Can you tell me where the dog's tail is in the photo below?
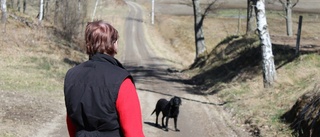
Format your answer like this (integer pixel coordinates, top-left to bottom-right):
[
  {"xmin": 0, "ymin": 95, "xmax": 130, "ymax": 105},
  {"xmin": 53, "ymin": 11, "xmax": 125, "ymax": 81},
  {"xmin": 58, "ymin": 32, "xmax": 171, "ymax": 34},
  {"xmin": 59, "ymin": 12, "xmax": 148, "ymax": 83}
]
[{"xmin": 151, "ymin": 109, "xmax": 156, "ymax": 116}]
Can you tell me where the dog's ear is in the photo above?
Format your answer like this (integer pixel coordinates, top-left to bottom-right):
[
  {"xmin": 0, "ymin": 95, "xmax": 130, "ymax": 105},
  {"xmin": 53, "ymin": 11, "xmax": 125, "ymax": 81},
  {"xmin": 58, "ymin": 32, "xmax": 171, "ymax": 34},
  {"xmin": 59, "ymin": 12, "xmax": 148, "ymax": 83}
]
[{"xmin": 170, "ymin": 98, "xmax": 174, "ymax": 105}]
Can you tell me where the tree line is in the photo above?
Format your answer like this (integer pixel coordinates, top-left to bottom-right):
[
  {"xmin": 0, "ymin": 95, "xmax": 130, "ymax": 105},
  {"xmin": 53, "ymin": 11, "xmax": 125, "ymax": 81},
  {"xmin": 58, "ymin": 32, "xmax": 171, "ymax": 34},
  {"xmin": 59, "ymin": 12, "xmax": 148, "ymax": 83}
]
[{"xmin": 1, "ymin": 0, "xmax": 89, "ymax": 41}]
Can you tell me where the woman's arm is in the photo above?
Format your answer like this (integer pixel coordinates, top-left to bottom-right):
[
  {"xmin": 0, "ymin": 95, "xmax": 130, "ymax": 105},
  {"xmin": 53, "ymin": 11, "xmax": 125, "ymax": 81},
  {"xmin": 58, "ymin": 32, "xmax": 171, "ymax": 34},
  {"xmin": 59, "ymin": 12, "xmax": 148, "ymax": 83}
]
[
  {"xmin": 66, "ymin": 114, "xmax": 76, "ymax": 137},
  {"xmin": 116, "ymin": 78, "xmax": 145, "ymax": 137}
]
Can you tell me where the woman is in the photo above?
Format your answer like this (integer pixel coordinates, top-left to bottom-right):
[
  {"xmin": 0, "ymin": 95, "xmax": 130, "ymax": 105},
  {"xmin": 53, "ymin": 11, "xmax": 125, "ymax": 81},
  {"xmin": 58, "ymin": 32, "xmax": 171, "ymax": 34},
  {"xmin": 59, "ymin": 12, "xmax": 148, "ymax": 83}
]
[{"xmin": 64, "ymin": 20, "xmax": 145, "ymax": 137}]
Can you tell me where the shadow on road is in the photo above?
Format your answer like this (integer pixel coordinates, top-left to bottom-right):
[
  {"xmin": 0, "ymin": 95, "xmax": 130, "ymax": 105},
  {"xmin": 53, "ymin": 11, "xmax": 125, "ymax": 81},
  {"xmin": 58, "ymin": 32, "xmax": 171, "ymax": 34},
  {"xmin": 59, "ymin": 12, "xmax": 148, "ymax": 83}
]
[
  {"xmin": 137, "ymin": 88, "xmax": 225, "ymax": 106},
  {"xmin": 143, "ymin": 121, "xmax": 180, "ymax": 132}
]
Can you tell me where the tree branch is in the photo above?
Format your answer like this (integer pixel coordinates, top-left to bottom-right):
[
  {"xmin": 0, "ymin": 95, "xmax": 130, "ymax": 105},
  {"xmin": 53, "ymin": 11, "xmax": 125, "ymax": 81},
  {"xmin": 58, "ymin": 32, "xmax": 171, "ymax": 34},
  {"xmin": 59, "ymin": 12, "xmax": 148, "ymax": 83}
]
[{"xmin": 292, "ymin": 0, "xmax": 299, "ymax": 7}]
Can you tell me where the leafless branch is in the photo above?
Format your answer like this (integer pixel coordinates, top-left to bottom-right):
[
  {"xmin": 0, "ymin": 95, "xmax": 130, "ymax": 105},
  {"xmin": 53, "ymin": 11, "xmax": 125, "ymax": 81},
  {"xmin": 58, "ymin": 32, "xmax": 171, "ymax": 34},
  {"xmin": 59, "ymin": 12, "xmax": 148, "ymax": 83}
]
[
  {"xmin": 203, "ymin": 0, "xmax": 218, "ymax": 16},
  {"xmin": 292, "ymin": 0, "xmax": 299, "ymax": 7}
]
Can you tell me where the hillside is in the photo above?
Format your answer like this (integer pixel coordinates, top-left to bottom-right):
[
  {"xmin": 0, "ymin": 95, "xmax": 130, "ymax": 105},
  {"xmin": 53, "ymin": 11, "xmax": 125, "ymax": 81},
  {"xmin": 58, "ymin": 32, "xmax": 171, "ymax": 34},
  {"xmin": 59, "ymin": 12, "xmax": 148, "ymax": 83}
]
[{"xmin": 0, "ymin": 0, "xmax": 124, "ymax": 136}]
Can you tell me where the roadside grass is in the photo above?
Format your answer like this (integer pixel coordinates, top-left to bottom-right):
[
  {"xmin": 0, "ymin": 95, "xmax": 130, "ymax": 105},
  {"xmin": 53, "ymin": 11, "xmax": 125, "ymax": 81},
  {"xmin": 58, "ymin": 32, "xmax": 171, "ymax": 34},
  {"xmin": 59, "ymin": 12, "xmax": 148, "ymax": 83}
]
[
  {"xmin": 0, "ymin": 0, "xmax": 129, "ymax": 136},
  {"xmin": 0, "ymin": 0, "xmax": 128, "ymax": 93}
]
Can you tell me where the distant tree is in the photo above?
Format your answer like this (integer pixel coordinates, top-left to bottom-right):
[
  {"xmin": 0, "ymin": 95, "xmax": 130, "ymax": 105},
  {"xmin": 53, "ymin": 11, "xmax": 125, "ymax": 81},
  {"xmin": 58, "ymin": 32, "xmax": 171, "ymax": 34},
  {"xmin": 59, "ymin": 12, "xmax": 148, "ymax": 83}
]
[
  {"xmin": 22, "ymin": 0, "xmax": 26, "ymax": 13},
  {"xmin": 91, "ymin": 0, "xmax": 99, "ymax": 21},
  {"xmin": 254, "ymin": 0, "xmax": 276, "ymax": 88},
  {"xmin": 38, "ymin": 0, "xmax": 44, "ymax": 24},
  {"xmin": 54, "ymin": 0, "xmax": 60, "ymax": 25},
  {"xmin": 54, "ymin": 0, "xmax": 88, "ymax": 41},
  {"xmin": 8, "ymin": 0, "xmax": 12, "ymax": 8},
  {"xmin": 279, "ymin": 0, "xmax": 299, "ymax": 36},
  {"xmin": 192, "ymin": 0, "xmax": 217, "ymax": 58},
  {"xmin": 246, "ymin": 0, "xmax": 256, "ymax": 35},
  {"xmin": 1, "ymin": 0, "xmax": 7, "ymax": 23},
  {"xmin": 17, "ymin": 0, "xmax": 20, "ymax": 11}
]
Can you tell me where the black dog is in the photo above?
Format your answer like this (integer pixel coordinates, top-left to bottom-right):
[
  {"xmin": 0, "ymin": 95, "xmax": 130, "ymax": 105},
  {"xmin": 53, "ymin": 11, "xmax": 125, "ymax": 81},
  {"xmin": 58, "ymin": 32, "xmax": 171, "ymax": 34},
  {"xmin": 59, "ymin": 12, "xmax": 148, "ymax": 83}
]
[{"xmin": 151, "ymin": 96, "xmax": 182, "ymax": 131}]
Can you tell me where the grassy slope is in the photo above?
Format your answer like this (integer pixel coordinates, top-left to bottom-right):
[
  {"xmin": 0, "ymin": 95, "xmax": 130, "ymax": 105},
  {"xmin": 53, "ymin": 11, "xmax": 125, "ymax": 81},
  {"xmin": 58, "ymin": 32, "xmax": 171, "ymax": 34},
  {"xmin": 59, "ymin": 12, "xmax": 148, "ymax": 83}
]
[{"xmin": 0, "ymin": 0, "xmax": 128, "ymax": 136}]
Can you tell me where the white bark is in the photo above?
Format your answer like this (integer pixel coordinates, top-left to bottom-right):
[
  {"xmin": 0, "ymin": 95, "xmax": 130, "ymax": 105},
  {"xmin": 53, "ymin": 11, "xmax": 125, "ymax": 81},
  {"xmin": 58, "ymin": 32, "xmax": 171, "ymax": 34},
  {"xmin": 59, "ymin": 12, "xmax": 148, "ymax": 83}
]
[
  {"xmin": 39, "ymin": 0, "xmax": 44, "ymax": 22},
  {"xmin": 1, "ymin": 0, "xmax": 7, "ymax": 23},
  {"xmin": 151, "ymin": 0, "xmax": 154, "ymax": 24},
  {"xmin": 255, "ymin": 0, "xmax": 276, "ymax": 88},
  {"xmin": 91, "ymin": 0, "xmax": 99, "ymax": 21},
  {"xmin": 286, "ymin": 0, "xmax": 293, "ymax": 36}
]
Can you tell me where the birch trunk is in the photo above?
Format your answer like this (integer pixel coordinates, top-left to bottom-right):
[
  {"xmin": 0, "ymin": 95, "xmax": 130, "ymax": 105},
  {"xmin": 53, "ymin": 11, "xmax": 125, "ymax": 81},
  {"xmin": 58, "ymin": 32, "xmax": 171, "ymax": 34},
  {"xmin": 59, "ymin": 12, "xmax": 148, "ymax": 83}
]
[
  {"xmin": 285, "ymin": 0, "xmax": 293, "ymax": 36},
  {"xmin": 91, "ymin": 0, "xmax": 99, "ymax": 21},
  {"xmin": 192, "ymin": 0, "xmax": 206, "ymax": 58},
  {"xmin": 1, "ymin": 0, "xmax": 7, "ymax": 23},
  {"xmin": 255, "ymin": 0, "xmax": 276, "ymax": 88},
  {"xmin": 39, "ymin": 0, "xmax": 44, "ymax": 23}
]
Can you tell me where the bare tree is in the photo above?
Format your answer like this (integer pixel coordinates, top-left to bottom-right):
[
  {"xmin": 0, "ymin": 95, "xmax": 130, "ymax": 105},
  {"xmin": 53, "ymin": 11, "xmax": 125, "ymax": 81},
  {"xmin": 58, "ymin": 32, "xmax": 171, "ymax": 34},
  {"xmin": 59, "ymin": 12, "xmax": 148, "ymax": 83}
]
[
  {"xmin": 55, "ymin": 0, "xmax": 88, "ymax": 41},
  {"xmin": 23, "ymin": 0, "xmax": 26, "ymax": 13},
  {"xmin": 54, "ymin": 0, "xmax": 60, "ymax": 25},
  {"xmin": 192, "ymin": 0, "xmax": 217, "ymax": 58},
  {"xmin": 91, "ymin": 0, "xmax": 99, "ymax": 21},
  {"xmin": 254, "ymin": 0, "xmax": 276, "ymax": 88},
  {"xmin": 246, "ymin": 0, "xmax": 256, "ymax": 35},
  {"xmin": 1, "ymin": 0, "xmax": 7, "ymax": 23},
  {"xmin": 17, "ymin": 0, "xmax": 20, "ymax": 11},
  {"xmin": 279, "ymin": 0, "xmax": 299, "ymax": 36},
  {"xmin": 38, "ymin": 0, "xmax": 44, "ymax": 24}
]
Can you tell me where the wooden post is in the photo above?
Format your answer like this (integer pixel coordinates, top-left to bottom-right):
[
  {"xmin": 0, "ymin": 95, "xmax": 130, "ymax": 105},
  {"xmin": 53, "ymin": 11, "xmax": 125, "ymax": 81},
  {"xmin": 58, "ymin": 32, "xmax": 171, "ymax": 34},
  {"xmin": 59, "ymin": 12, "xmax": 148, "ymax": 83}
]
[{"xmin": 295, "ymin": 15, "xmax": 303, "ymax": 56}]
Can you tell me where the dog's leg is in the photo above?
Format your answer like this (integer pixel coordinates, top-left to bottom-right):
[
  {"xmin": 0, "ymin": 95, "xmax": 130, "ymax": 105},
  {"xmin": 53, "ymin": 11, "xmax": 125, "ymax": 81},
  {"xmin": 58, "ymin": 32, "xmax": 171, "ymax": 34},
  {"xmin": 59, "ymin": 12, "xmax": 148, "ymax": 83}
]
[
  {"xmin": 174, "ymin": 117, "xmax": 180, "ymax": 132},
  {"xmin": 164, "ymin": 117, "xmax": 169, "ymax": 131},
  {"xmin": 161, "ymin": 116, "xmax": 169, "ymax": 131}
]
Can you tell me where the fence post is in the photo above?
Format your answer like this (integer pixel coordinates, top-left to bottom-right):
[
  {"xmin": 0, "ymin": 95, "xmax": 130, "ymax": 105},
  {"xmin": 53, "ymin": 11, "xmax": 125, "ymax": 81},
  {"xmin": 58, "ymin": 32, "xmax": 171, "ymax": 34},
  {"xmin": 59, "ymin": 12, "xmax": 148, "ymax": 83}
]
[{"xmin": 295, "ymin": 16, "xmax": 303, "ymax": 56}]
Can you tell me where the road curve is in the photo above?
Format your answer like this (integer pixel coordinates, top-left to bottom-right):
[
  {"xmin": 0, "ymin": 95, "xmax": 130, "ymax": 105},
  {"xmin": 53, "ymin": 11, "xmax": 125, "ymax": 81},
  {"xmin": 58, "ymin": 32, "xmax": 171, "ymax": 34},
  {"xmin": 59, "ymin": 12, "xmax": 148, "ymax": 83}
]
[{"xmin": 122, "ymin": 1, "xmax": 251, "ymax": 137}]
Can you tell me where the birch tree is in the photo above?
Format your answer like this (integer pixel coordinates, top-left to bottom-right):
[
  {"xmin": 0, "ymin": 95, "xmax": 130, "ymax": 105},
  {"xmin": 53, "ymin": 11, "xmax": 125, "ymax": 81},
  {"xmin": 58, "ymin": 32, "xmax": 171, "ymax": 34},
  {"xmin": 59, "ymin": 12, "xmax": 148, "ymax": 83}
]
[
  {"xmin": 279, "ymin": 0, "xmax": 299, "ymax": 36},
  {"xmin": 38, "ymin": 0, "xmax": 44, "ymax": 24},
  {"xmin": 254, "ymin": 0, "xmax": 276, "ymax": 88},
  {"xmin": 1, "ymin": 0, "xmax": 7, "ymax": 23},
  {"xmin": 91, "ymin": 0, "xmax": 99, "ymax": 21}
]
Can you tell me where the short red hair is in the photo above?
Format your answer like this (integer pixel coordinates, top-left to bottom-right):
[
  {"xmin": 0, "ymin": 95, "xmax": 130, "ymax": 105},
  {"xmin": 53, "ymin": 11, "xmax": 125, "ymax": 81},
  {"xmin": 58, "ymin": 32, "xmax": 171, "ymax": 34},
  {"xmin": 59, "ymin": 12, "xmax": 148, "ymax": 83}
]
[{"xmin": 85, "ymin": 20, "xmax": 119, "ymax": 56}]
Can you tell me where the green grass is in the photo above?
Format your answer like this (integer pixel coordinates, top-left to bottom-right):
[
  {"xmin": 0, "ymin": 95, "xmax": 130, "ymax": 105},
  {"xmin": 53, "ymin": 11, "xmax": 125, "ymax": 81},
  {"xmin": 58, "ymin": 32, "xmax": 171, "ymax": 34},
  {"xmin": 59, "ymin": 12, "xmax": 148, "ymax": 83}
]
[{"xmin": 0, "ymin": 55, "xmax": 71, "ymax": 92}]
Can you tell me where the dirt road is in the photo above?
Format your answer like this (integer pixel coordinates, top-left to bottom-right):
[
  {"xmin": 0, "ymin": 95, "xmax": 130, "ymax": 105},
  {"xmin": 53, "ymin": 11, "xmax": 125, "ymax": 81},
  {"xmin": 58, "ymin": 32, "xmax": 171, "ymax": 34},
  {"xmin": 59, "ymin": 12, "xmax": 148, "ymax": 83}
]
[{"xmin": 121, "ymin": 1, "xmax": 250, "ymax": 136}]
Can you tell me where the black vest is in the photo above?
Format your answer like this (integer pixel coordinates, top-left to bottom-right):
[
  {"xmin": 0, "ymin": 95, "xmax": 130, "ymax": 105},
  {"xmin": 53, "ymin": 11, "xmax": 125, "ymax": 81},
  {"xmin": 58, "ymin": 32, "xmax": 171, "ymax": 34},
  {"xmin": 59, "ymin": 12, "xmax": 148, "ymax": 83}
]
[{"xmin": 64, "ymin": 53, "xmax": 132, "ymax": 137}]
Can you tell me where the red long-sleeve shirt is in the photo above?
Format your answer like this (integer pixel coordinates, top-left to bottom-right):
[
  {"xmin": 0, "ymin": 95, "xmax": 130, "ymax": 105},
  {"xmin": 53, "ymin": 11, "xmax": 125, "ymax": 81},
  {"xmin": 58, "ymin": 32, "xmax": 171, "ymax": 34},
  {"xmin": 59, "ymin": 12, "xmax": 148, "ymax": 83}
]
[{"xmin": 66, "ymin": 78, "xmax": 144, "ymax": 137}]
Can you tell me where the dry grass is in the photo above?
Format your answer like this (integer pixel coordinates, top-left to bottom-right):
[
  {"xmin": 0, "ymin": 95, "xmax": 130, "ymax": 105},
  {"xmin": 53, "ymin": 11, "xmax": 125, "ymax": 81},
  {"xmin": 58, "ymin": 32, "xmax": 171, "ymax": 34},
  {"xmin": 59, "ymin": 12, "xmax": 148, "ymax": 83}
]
[{"xmin": 0, "ymin": 0, "xmax": 129, "ymax": 136}]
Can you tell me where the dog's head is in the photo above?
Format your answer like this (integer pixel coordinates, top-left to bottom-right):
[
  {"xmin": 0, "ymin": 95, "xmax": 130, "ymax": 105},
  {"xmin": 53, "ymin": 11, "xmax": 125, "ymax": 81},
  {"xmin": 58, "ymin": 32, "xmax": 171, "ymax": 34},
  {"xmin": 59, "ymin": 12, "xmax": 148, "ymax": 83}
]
[{"xmin": 170, "ymin": 96, "xmax": 182, "ymax": 107}]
